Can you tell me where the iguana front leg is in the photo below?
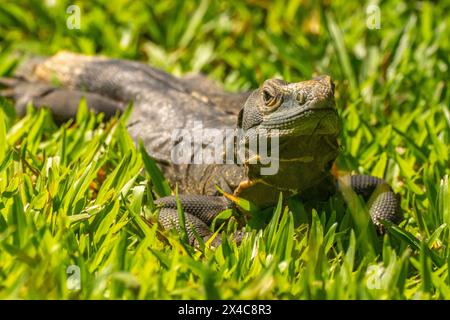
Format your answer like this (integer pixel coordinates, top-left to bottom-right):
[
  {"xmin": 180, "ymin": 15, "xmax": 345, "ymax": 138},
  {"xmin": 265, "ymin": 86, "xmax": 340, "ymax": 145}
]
[
  {"xmin": 346, "ymin": 175, "xmax": 402, "ymax": 233},
  {"xmin": 154, "ymin": 195, "xmax": 241, "ymax": 247}
]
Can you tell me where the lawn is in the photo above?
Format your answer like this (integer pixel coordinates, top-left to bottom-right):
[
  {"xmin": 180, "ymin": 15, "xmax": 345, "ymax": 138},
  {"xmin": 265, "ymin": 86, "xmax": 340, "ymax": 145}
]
[{"xmin": 0, "ymin": 0, "xmax": 449, "ymax": 299}]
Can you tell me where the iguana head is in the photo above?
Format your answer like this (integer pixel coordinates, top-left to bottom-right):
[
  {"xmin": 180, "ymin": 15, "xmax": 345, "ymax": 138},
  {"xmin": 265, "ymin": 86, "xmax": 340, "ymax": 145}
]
[{"xmin": 236, "ymin": 76, "xmax": 341, "ymax": 207}]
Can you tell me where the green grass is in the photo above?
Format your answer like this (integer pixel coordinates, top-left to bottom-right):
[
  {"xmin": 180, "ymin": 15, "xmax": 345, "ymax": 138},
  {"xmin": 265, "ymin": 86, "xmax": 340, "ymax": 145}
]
[{"xmin": 0, "ymin": 0, "xmax": 449, "ymax": 299}]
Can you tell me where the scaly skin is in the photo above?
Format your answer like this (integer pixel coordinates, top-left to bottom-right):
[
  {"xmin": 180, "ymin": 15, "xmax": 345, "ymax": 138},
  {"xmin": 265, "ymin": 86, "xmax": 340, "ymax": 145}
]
[{"xmin": 0, "ymin": 52, "xmax": 402, "ymax": 246}]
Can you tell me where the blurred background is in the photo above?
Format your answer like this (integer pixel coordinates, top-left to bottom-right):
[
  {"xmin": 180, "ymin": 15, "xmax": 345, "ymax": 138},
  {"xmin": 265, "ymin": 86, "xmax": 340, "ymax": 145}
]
[{"xmin": 0, "ymin": 1, "xmax": 448, "ymax": 95}]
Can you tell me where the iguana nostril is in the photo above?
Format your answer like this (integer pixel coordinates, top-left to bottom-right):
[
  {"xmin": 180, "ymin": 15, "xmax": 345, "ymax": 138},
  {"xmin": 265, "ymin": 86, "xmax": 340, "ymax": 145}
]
[{"xmin": 296, "ymin": 92, "xmax": 306, "ymax": 104}]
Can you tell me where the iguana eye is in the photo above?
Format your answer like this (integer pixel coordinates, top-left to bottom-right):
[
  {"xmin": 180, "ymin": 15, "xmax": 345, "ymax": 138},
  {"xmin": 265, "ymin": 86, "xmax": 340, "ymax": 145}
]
[
  {"xmin": 262, "ymin": 87, "xmax": 282, "ymax": 108},
  {"xmin": 262, "ymin": 89, "xmax": 274, "ymax": 105}
]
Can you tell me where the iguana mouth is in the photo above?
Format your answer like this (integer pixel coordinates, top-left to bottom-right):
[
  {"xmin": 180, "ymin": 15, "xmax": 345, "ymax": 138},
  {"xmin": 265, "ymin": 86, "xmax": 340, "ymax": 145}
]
[{"xmin": 260, "ymin": 107, "xmax": 340, "ymax": 136}]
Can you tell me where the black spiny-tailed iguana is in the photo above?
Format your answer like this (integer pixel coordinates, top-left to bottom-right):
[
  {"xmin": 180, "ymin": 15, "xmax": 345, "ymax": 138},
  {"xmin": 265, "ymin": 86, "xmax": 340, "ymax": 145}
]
[{"xmin": 0, "ymin": 52, "xmax": 402, "ymax": 246}]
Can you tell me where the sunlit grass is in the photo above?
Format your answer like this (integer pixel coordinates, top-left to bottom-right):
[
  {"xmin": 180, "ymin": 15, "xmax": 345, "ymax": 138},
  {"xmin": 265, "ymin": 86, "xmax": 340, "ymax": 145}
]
[{"xmin": 0, "ymin": 0, "xmax": 449, "ymax": 299}]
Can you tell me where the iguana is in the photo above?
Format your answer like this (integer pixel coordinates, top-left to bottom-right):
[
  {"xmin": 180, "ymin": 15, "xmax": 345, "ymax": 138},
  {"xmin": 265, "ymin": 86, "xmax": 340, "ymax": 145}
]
[{"xmin": 0, "ymin": 52, "xmax": 402, "ymax": 246}]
